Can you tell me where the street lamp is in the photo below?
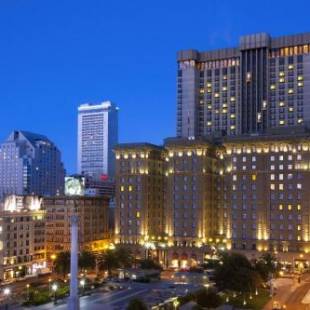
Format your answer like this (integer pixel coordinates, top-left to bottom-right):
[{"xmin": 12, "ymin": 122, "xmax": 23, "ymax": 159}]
[
  {"xmin": 48, "ymin": 278, "xmax": 52, "ymax": 294},
  {"xmin": 173, "ymin": 299, "xmax": 179, "ymax": 310},
  {"xmin": 80, "ymin": 279, "xmax": 85, "ymax": 295},
  {"xmin": 26, "ymin": 284, "xmax": 30, "ymax": 301},
  {"xmin": 52, "ymin": 283, "xmax": 58, "ymax": 304},
  {"xmin": 3, "ymin": 288, "xmax": 11, "ymax": 310}
]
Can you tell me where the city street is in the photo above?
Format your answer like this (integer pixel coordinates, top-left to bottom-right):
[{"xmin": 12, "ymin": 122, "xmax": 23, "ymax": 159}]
[
  {"xmin": 263, "ymin": 273, "xmax": 310, "ymax": 310},
  {"xmin": 15, "ymin": 281, "xmax": 197, "ymax": 310}
]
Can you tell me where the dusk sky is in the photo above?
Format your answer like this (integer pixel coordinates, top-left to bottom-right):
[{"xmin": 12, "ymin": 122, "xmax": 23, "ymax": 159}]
[{"xmin": 1, "ymin": 0, "xmax": 310, "ymax": 174}]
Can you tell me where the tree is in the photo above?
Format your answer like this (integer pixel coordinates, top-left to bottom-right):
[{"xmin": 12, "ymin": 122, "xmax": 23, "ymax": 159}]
[
  {"xmin": 54, "ymin": 251, "xmax": 70, "ymax": 279},
  {"xmin": 79, "ymin": 250, "xmax": 96, "ymax": 272},
  {"xmin": 114, "ymin": 246, "xmax": 133, "ymax": 269},
  {"xmin": 196, "ymin": 288, "xmax": 222, "ymax": 308},
  {"xmin": 140, "ymin": 259, "xmax": 162, "ymax": 270},
  {"xmin": 127, "ymin": 298, "xmax": 148, "ymax": 310},
  {"xmin": 214, "ymin": 253, "xmax": 262, "ymax": 293},
  {"xmin": 255, "ymin": 252, "xmax": 278, "ymax": 282},
  {"xmin": 99, "ymin": 250, "xmax": 119, "ymax": 276}
]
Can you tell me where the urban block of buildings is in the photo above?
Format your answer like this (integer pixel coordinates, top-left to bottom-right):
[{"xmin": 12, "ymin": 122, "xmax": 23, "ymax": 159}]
[
  {"xmin": 114, "ymin": 32, "xmax": 310, "ymax": 269},
  {"xmin": 0, "ymin": 195, "xmax": 110, "ymax": 281}
]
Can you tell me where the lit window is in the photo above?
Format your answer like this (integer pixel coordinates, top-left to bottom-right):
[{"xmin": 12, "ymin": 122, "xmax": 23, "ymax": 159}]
[
  {"xmin": 270, "ymin": 174, "xmax": 275, "ymax": 180},
  {"xmin": 298, "ymin": 225, "xmax": 301, "ymax": 231},
  {"xmin": 252, "ymin": 174, "xmax": 256, "ymax": 181},
  {"xmin": 121, "ymin": 186, "xmax": 125, "ymax": 192},
  {"xmin": 214, "ymin": 93, "xmax": 219, "ymax": 98},
  {"xmin": 233, "ymin": 175, "xmax": 237, "ymax": 181},
  {"xmin": 230, "ymin": 97, "xmax": 235, "ymax": 102},
  {"xmin": 289, "ymin": 107, "xmax": 294, "ymax": 112},
  {"xmin": 288, "ymin": 205, "xmax": 292, "ymax": 210},
  {"xmin": 297, "ymin": 183, "xmax": 302, "ymax": 189},
  {"xmin": 270, "ymin": 184, "xmax": 275, "ymax": 190},
  {"xmin": 207, "ymin": 121, "xmax": 212, "ymax": 126},
  {"xmin": 298, "ymin": 119, "xmax": 303, "ymax": 124},
  {"xmin": 271, "ymin": 165, "xmax": 275, "ymax": 170},
  {"xmin": 288, "ymin": 64, "xmax": 294, "ymax": 70},
  {"xmin": 136, "ymin": 212, "xmax": 140, "ymax": 218},
  {"xmin": 288, "ymin": 89, "xmax": 294, "ymax": 94},
  {"xmin": 279, "ymin": 72, "xmax": 285, "ymax": 77},
  {"xmin": 279, "ymin": 102, "xmax": 285, "ymax": 107},
  {"xmin": 270, "ymin": 156, "xmax": 275, "ymax": 161},
  {"xmin": 279, "ymin": 120, "xmax": 285, "ymax": 125},
  {"xmin": 279, "ymin": 174, "xmax": 284, "ymax": 180},
  {"xmin": 279, "ymin": 78, "xmax": 285, "ymax": 83},
  {"xmin": 230, "ymin": 125, "xmax": 235, "ymax": 130},
  {"xmin": 279, "ymin": 184, "xmax": 284, "ymax": 190},
  {"xmin": 270, "ymin": 84, "xmax": 276, "ymax": 90},
  {"xmin": 279, "ymin": 204, "xmax": 283, "ymax": 210},
  {"xmin": 298, "ymin": 82, "xmax": 304, "ymax": 87},
  {"xmin": 298, "ymin": 76, "xmax": 303, "ymax": 81},
  {"xmin": 279, "ymin": 155, "xmax": 284, "ymax": 161},
  {"xmin": 297, "ymin": 204, "xmax": 301, "ymax": 210}
]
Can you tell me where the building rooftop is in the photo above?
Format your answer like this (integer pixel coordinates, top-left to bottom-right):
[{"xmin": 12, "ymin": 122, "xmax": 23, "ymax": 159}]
[
  {"xmin": 178, "ymin": 32, "xmax": 310, "ymax": 62},
  {"xmin": 114, "ymin": 142, "xmax": 163, "ymax": 151}
]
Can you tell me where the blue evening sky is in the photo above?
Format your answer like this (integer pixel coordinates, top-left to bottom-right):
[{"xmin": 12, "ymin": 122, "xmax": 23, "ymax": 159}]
[{"xmin": 1, "ymin": 0, "xmax": 310, "ymax": 174}]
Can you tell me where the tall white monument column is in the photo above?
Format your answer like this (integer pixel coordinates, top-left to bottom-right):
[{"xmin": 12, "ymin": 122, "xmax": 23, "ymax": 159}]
[{"xmin": 68, "ymin": 215, "xmax": 80, "ymax": 310}]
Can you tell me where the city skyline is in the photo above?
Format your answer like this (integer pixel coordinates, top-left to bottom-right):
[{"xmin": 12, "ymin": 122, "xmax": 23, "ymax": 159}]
[{"xmin": 2, "ymin": 0, "xmax": 310, "ymax": 175}]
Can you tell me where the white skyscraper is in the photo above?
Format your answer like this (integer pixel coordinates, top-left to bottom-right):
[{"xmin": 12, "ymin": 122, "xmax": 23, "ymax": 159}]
[{"xmin": 77, "ymin": 101, "xmax": 118, "ymax": 180}]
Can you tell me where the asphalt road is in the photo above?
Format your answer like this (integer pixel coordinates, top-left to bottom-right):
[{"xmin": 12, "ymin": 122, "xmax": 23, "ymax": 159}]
[
  {"xmin": 14, "ymin": 281, "xmax": 197, "ymax": 310},
  {"xmin": 264, "ymin": 273, "xmax": 310, "ymax": 310}
]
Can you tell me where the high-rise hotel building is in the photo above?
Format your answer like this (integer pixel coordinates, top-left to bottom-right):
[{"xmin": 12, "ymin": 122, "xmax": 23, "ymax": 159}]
[
  {"xmin": 0, "ymin": 131, "xmax": 65, "ymax": 200},
  {"xmin": 77, "ymin": 102, "xmax": 119, "ymax": 180},
  {"xmin": 177, "ymin": 32, "xmax": 310, "ymax": 138},
  {"xmin": 114, "ymin": 32, "xmax": 310, "ymax": 268}
]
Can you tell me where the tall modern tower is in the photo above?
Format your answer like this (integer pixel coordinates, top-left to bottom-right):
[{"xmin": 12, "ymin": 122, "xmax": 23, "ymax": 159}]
[
  {"xmin": 177, "ymin": 32, "xmax": 310, "ymax": 138},
  {"xmin": 77, "ymin": 101, "xmax": 119, "ymax": 180},
  {"xmin": 0, "ymin": 131, "xmax": 65, "ymax": 200}
]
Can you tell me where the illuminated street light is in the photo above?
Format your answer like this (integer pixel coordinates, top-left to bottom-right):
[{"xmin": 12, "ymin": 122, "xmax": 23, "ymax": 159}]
[
  {"xmin": 3, "ymin": 288, "xmax": 11, "ymax": 310},
  {"xmin": 3, "ymin": 288, "xmax": 10, "ymax": 296},
  {"xmin": 173, "ymin": 300, "xmax": 180, "ymax": 310},
  {"xmin": 26, "ymin": 284, "xmax": 30, "ymax": 301},
  {"xmin": 52, "ymin": 283, "xmax": 58, "ymax": 304},
  {"xmin": 80, "ymin": 279, "xmax": 86, "ymax": 295}
]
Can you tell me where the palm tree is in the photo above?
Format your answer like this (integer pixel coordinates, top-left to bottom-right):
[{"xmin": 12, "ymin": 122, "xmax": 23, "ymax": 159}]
[
  {"xmin": 54, "ymin": 251, "xmax": 70, "ymax": 279},
  {"xmin": 99, "ymin": 250, "xmax": 119, "ymax": 277},
  {"xmin": 79, "ymin": 250, "xmax": 96, "ymax": 273},
  {"xmin": 115, "ymin": 246, "xmax": 133, "ymax": 269}
]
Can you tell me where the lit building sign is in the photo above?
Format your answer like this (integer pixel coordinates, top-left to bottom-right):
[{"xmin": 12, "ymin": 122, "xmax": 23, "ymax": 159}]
[{"xmin": 65, "ymin": 177, "xmax": 85, "ymax": 196}]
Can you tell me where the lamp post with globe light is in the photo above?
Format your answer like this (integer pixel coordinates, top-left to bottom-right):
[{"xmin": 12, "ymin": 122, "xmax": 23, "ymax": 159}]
[
  {"xmin": 80, "ymin": 279, "xmax": 85, "ymax": 296},
  {"xmin": 26, "ymin": 284, "xmax": 30, "ymax": 301},
  {"xmin": 3, "ymin": 287, "xmax": 11, "ymax": 310},
  {"xmin": 52, "ymin": 283, "xmax": 58, "ymax": 304}
]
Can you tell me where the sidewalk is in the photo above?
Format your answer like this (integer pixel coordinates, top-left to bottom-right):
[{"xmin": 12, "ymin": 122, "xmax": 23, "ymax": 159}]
[{"xmin": 263, "ymin": 278, "xmax": 302, "ymax": 310}]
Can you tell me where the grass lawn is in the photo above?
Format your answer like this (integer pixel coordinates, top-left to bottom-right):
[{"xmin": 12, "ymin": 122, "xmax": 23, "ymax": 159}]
[{"xmin": 223, "ymin": 289, "xmax": 270, "ymax": 310}]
